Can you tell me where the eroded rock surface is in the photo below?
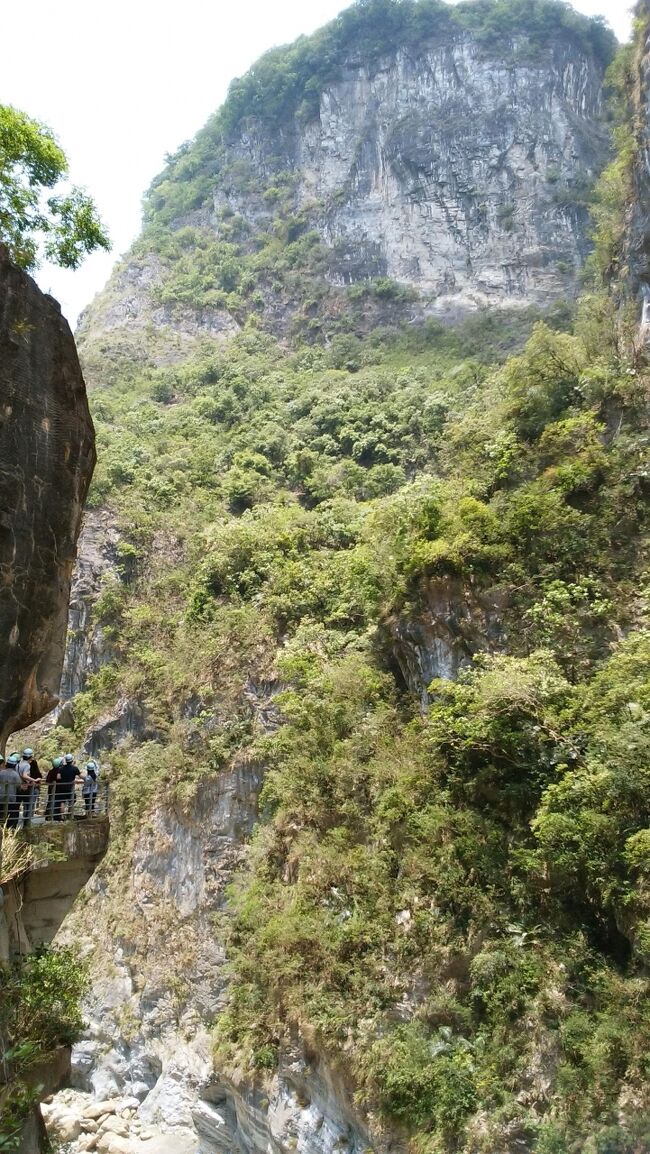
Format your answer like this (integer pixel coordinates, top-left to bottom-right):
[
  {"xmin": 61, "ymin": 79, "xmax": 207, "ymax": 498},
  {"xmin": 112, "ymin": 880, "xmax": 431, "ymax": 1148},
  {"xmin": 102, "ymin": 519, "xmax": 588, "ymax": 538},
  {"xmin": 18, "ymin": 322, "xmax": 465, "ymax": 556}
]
[
  {"xmin": 81, "ymin": 21, "xmax": 612, "ymax": 352},
  {"xmin": 626, "ymin": 0, "xmax": 650, "ymax": 304},
  {"xmin": 59, "ymin": 754, "xmax": 384, "ymax": 1154},
  {"xmin": 294, "ymin": 35, "xmax": 609, "ymax": 314},
  {"xmin": 388, "ymin": 578, "xmax": 510, "ymax": 705},
  {"xmin": 61, "ymin": 510, "xmax": 120, "ymax": 701},
  {"xmin": 0, "ymin": 247, "xmax": 95, "ymax": 742}
]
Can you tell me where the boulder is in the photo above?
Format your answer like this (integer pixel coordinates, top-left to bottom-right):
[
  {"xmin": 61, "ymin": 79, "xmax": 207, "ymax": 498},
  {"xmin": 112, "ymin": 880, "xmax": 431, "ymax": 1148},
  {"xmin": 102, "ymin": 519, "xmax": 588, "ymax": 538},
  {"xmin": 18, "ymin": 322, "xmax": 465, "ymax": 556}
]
[
  {"xmin": 44, "ymin": 1110, "xmax": 82, "ymax": 1143},
  {"xmin": 71, "ymin": 1038, "xmax": 103, "ymax": 1090},
  {"xmin": 99, "ymin": 1115, "xmax": 130, "ymax": 1137},
  {"xmin": 127, "ymin": 1081, "xmax": 151, "ymax": 1102},
  {"xmin": 97, "ymin": 1134, "xmax": 133, "ymax": 1154},
  {"xmin": 84, "ymin": 1099, "xmax": 122, "ymax": 1120}
]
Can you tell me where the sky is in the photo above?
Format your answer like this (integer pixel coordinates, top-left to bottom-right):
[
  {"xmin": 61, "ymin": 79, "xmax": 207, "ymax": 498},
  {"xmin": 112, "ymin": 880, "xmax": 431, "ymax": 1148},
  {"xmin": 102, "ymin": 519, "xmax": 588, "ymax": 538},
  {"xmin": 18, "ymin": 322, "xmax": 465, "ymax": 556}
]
[{"xmin": 2, "ymin": 0, "xmax": 636, "ymax": 327}]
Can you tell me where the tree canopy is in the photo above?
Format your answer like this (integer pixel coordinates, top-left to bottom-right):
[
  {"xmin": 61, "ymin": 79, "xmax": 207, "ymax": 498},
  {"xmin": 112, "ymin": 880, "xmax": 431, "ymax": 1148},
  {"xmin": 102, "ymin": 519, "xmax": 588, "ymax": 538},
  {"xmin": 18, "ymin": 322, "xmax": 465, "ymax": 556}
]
[{"xmin": 0, "ymin": 104, "xmax": 109, "ymax": 271}]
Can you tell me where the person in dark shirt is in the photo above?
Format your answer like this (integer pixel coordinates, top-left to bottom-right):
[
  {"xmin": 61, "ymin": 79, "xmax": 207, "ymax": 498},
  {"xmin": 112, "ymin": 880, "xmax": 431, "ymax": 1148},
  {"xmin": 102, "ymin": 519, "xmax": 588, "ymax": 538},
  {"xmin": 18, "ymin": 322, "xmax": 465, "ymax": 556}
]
[
  {"xmin": 55, "ymin": 753, "xmax": 81, "ymax": 822},
  {"xmin": 45, "ymin": 757, "xmax": 63, "ymax": 821}
]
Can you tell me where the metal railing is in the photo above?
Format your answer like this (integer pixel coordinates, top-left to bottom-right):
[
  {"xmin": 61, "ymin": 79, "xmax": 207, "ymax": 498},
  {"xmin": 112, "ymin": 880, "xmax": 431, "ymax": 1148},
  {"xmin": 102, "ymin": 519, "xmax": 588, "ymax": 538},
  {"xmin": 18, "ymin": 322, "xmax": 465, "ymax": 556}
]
[{"xmin": 1, "ymin": 781, "xmax": 110, "ymax": 828}]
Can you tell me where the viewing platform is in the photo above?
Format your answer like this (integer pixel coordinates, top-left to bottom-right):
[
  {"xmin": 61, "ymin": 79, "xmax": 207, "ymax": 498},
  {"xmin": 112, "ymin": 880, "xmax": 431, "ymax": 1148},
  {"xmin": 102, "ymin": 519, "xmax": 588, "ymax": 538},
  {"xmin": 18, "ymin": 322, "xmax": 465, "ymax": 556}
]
[{"xmin": 0, "ymin": 792, "xmax": 110, "ymax": 958}]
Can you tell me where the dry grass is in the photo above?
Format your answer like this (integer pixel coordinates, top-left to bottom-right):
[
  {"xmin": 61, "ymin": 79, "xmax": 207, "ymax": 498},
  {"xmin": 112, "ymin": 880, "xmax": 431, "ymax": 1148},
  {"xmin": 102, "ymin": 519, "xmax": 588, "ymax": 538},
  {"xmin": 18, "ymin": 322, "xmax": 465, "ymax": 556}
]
[{"xmin": 0, "ymin": 829, "xmax": 34, "ymax": 885}]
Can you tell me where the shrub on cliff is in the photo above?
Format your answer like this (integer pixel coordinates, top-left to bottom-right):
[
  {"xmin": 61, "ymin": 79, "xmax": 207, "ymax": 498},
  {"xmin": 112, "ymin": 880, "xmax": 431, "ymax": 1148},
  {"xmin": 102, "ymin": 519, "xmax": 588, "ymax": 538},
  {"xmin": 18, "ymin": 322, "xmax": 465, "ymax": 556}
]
[{"xmin": 0, "ymin": 946, "xmax": 88, "ymax": 1147}]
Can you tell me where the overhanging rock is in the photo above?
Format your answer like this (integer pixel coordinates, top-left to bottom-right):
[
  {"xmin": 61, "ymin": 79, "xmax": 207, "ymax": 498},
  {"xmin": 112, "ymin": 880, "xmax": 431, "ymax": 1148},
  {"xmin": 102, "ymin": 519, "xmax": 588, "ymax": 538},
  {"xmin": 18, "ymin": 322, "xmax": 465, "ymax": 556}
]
[{"xmin": 0, "ymin": 246, "xmax": 95, "ymax": 743}]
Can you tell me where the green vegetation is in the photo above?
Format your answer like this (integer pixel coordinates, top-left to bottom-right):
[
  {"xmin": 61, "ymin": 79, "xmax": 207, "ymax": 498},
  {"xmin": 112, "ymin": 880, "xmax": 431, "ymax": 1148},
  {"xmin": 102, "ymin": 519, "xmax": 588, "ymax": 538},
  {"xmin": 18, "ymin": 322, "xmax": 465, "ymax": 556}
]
[
  {"xmin": 60, "ymin": 3, "xmax": 648, "ymax": 1151},
  {"xmin": 144, "ymin": 0, "xmax": 615, "ymax": 229},
  {"xmin": 124, "ymin": 0, "xmax": 616, "ymax": 350},
  {"xmin": 0, "ymin": 947, "xmax": 88, "ymax": 1148},
  {"xmin": 0, "ymin": 104, "xmax": 109, "ymax": 270},
  {"xmin": 70, "ymin": 282, "xmax": 649, "ymax": 1151}
]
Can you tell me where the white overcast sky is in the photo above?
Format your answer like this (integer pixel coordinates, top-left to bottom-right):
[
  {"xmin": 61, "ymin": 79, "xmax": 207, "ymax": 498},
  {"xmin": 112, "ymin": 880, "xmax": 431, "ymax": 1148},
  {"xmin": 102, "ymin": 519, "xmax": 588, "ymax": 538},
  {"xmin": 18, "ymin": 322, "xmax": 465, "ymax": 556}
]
[{"xmin": 2, "ymin": 0, "xmax": 635, "ymax": 327}]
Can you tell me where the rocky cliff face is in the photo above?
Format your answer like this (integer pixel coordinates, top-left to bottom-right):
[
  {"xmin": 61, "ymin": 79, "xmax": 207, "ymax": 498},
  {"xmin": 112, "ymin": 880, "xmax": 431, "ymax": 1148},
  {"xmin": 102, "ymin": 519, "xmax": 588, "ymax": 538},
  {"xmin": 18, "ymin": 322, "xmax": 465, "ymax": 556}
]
[
  {"xmin": 0, "ymin": 248, "xmax": 100, "ymax": 1153},
  {"xmin": 232, "ymin": 37, "xmax": 607, "ymax": 312},
  {"xmin": 625, "ymin": 0, "xmax": 650, "ymax": 310},
  {"xmin": 55, "ymin": 760, "xmax": 387, "ymax": 1154},
  {"xmin": 60, "ymin": 510, "xmax": 120, "ymax": 703},
  {"xmin": 0, "ymin": 247, "xmax": 95, "ymax": 743},
  {"xmin": 0, "ymin": 821, "xmax": 109, "ymax": 960},
  {"xmin": 79, "ymin": 7, "xmax": 614, "ymax": 356}
]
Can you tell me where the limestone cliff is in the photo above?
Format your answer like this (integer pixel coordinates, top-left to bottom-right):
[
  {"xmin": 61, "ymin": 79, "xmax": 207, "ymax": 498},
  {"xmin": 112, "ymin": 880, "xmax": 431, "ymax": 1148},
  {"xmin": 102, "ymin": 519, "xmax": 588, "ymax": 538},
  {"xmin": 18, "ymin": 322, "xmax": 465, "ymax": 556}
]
[
  {"xmin": 0, "ymin": 246, "xmax": 96, "ymax": 743},
  {"xmin": 0, "ymin": 249, "xmax": 101, "ymax": 1153},
  {"xmin": 625, "ymin": 0, "xmax": 650, "ymax": 297},
  {"xmin": 79, "ymin": 0, "xmax": 615, "ymax": 359},
  {"xmin": 223, "ymin": 34, "xmax": 607, "ymax": 310}
]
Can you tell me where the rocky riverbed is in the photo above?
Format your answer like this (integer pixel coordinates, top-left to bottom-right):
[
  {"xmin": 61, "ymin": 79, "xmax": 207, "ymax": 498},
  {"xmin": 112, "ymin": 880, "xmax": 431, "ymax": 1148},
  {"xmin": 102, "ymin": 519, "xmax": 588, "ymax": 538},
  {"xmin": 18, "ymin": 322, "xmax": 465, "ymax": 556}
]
[{"xmin": 41, "ymin": 1090, "xmax": 198, "ymax": 1154}]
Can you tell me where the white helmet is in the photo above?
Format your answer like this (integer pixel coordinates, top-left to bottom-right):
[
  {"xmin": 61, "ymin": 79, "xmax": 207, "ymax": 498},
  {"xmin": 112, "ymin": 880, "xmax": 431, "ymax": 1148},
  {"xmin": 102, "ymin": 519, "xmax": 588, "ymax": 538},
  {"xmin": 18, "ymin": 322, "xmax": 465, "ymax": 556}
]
[
  {"xmin": 22, "ymin": 748, "xmax": 34, "ymax": 758},
  {"xmin": 65, "ymin": 753, "xmax": 74, "ymax": 764}
]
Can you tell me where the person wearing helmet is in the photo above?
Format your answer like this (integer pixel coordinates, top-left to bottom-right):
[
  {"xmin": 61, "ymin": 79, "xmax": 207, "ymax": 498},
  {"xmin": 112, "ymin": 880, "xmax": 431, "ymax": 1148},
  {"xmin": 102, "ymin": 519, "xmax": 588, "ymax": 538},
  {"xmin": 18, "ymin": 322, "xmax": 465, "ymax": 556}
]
[
  {"xmin": 45, "ymin": 757, "xmax": 63, "ymax": 822},
  {"xmin": 16, "ymin": 749, "xmax": 41, "ymax": 828},
  {"xmin": 54, "ymin": 754, "xmax": 82, "ymax": 822},
  {"xmin": 18, "ymin": 748, "xmax": 41, "ymax": 825},
  {"xmin": 82, "ymin": 759, "xmax": 100, "ymax": 816},
  {"xmin": 0, "ymin": 755, "xmax": 21, "ymax": 828}
]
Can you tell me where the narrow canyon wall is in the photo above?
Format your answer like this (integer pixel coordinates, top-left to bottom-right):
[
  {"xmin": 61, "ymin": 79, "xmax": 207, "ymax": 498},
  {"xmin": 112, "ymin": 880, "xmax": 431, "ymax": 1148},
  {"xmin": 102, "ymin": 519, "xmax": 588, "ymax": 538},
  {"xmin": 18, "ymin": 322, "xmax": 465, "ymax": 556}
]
[
  {"xmin": 0, "ymin": 247, "xmax": 96, "ymax": 743},
  {"xmin": 0, "ymin": 821, "xmax": 109, "ymax": 960}
]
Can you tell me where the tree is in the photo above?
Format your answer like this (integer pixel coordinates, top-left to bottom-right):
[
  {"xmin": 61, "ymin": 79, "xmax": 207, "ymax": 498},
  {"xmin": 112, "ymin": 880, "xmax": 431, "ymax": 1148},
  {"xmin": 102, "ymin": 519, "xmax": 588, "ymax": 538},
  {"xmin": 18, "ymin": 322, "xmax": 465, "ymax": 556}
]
[{"xmin": 0, "ymin": 104, "xmax": 109, "ymax": 271}]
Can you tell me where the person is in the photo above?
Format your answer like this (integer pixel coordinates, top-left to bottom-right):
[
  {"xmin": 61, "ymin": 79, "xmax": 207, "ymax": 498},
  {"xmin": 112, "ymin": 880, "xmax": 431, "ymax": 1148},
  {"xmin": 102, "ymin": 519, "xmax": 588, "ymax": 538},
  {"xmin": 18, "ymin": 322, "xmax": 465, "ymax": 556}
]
[
  {"xmin": 54, "ymin": 753, "xmax": 81, "ymax": 822},
  {"xmin": 19, "ymin": 748, "xmax": 41, "ymax": 824},
  {"xmin": 45, "ymin": 757, "xmax": 63, "ymax": 822},
  {"xmin": 16, "ymin": 751, "xmax": 40, "ymax": 828},
  {"xmin": 82, "ymin": 760, "xmax": 100, "ymax": 816},
  {"xmin": 0, "ymin": 755, "xmax": 21, "ymax": 828}
]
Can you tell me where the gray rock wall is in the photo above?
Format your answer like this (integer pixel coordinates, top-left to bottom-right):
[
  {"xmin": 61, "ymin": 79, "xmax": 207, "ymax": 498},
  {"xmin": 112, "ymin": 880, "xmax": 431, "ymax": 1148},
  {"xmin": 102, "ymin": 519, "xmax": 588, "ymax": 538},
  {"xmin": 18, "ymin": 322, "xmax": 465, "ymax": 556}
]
[
  {"xmin": 298, "ymin": 38, "xmax": 607, "ymax": 313},
  {"xmin": 0, "ymin": 820, "xmax": 109, "ymax": 960},
  {"xmin": 387, "ymin": 577, "xmax": 510, "ymax": 706},
  {"xmin": 60, "ymin": 510, "xmax": 120, "ymax": 701},
  {"xmin": 81, "ymin": 24, "xmax": 612, "ymax": 349},
  {"xmin": 626, "ymin": 2, "xmax": 650, "ymax": 311},
  {"xmin": 0, "ymin": 247, "xmax": 95, "ymax": 742},
  {"xmin": 60, "ymin": 759, "xmax": 388, "ymax": 1154},
  {"xmin": 213, "ymin": 32, "xmax": 609, "ymax": 319}
]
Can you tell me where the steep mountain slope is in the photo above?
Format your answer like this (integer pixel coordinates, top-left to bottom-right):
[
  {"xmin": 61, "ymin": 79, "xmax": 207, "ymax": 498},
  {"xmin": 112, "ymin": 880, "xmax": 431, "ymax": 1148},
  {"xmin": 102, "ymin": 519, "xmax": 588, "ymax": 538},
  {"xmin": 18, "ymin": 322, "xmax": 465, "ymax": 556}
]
[
  {"xmin": 79, "ymin": 0, "xmax": 614, "ymax": 364},
  {"xmin": 40, "ymin": 3, "xmax": 650, "ymax": 1154}
]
